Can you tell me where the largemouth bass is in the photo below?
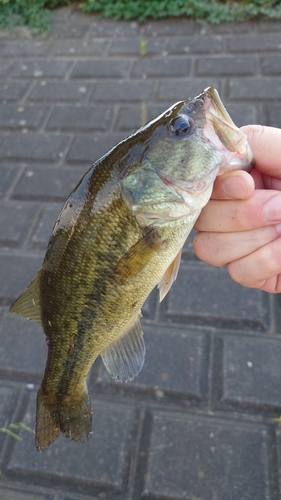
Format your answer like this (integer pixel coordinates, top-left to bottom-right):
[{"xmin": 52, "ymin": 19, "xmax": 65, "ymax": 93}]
[{"xmin": 10, "ymin": 88, "xmax": 253, "ymax": 451}]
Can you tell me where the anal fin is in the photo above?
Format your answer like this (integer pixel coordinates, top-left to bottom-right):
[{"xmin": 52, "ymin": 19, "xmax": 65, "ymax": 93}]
[
  {"xmin": 9, "ymin": 270, "xmax": 42, "ymax": 326},
  {"xmin": 101, "ymin": 315, "xmax": 145, "ymax": 383},
  {"xmin": 158, "ymin": 249, "xmax": 182, "ymax": 302}
]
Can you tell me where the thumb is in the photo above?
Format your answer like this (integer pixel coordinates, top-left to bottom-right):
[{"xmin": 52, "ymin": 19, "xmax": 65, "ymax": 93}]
[
  {"xmin": 211, "ymin": 170, "xmax": 255, "ymax": 200},
  {"xmin": 241, "ymin": 125, "xmax": 281, "ymax": 178}
]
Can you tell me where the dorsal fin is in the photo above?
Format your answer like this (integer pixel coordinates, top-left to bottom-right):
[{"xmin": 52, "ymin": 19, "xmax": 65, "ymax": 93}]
[
  {"xmin": 10, "ymin": 269, "xmax": 43, "ymax": 327},
  {"xmin": 101, "ymin": 315, "xmax": 145, "ymax": 383},
  {"xmin": 158, "ymin": 249, "xmax": 182, "ymax": 302}
]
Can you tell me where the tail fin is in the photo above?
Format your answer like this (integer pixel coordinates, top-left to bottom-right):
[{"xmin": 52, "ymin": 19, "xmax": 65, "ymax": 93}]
[{"xmin": 35, "ymin": 386, "xmax": 92, "ymax": 452}]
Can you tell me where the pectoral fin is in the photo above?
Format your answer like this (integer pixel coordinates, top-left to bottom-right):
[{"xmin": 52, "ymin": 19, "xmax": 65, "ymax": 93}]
[
  {"xmin": 101, "ymin": 315, "xmax": 145, "ymax": 383},
  {"xmin": 158, "ymin": 249, "xmax": 182, "ymax": 302},
  {"xmin": 9, "ymin": 270, "xmax": 42, "ymax": 326},
  {"xmin": 113, "ymin": 227, "xmax": 162, "ymax": 283}
]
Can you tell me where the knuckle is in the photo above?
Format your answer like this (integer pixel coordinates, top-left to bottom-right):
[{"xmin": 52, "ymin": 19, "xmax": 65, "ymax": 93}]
[
  {"xmin": 260, "ymin": 243, "xmax": 281, "ymax": 276},
  {"xmin": 227, "ymin": 259, "xmax": 256, "ymax": 288}
]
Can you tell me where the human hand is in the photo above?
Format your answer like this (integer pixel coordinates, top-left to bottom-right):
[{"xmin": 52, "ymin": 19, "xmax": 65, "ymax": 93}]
[{"xmin": 193, "ymin": 125, "xmax": 281, "ymax": 293}]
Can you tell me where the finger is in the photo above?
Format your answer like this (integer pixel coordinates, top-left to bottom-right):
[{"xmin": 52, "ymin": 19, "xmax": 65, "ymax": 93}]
[
  {"xmin": 211, "ymin": 170, "xmax": 254, "ymax": 200},
  {"xmin": 193, "ymin": 225, "xmax": 281, "ymax": 266},
  {"xmin": 262, "ymin": 174, "xmax": 281, "ymax": 191},
  {"xmin": 258, "ymin": 274, "xmax": 281, "ymax": 294},
  {"xmin": 251, "ymin": 169, "xmax": 281, "ymax": 190},
  {"xmin": 195, "ymin": 190, "xmax": 281, "ymax": 232},
  {"xmin": 241, "ymin": 125, "xmax": 281, "ymax": 177},
  {"xmin": 227, "ymin": 237, "xmax": 281, "ymax": 290}
]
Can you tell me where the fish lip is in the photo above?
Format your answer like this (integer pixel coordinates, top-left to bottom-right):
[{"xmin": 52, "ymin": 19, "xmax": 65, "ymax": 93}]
[
  {"xmin": 201, "ymin": 87, "xmax": 236, "ymax": 129},
  {"xmin": 199, "ymin": 87, "xmax": 254, "ymax": 171}
]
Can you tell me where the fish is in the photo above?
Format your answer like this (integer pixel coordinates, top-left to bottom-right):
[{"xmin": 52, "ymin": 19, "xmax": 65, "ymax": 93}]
[{"xmin": 10, "ymin": 87, "xmax": 253, "ymax": 451}]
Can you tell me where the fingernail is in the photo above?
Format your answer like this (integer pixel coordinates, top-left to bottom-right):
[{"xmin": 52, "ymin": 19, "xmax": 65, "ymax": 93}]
[
  {"xmin": 264, "ymin": 195, "xmax": 281, "ymax": 222},
  {"xmin": 222, "ymin": 176, "xmax": 248, "ymax": 199}
]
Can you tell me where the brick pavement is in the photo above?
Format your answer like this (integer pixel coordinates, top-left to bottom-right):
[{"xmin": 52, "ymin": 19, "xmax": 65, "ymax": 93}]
[{"xmin": 0, "ymin": 6, "xmax": 281, "ymax": 500}]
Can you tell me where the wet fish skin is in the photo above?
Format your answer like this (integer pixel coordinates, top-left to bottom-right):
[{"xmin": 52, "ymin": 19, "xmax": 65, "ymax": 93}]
[{"xmin": 9, "ymin": 88, "xmax": 253, "ymax": 451}]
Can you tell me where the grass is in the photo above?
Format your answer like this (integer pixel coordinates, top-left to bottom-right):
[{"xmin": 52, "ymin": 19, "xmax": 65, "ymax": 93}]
[
  {"xmin": 1, "ymin": 421, "xmax": 33, "ymax": 441},
  {"xmin": 0, "ymin": 0, "xmax": 281, "ymax": 32}
]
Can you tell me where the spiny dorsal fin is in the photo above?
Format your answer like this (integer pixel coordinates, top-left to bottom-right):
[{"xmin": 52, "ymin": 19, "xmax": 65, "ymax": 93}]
[
  {"xmin": 101, "ymin": 315, "xmax": 145, "ymax": 383},
  {"xmin": 9, "ymin": 269, "xmax": 42, "ymax": 327},
  {"xmin": 158, "ymin": 249, "xmax": 182, "ymax": 302}
]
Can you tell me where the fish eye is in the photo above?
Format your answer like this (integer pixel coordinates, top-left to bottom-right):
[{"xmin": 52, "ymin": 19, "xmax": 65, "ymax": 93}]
[{"xmin": 170, "ymin": 115, "xmax": 193, "ymax": 136}]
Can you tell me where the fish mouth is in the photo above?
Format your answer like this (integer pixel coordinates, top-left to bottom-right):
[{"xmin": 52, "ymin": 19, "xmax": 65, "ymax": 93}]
[{"xmin": 200, "ymin": 87, "xmax": 254, "ymax": 174}]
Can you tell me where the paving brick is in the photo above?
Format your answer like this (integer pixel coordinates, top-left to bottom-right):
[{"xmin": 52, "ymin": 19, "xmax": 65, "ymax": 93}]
[
  {"xmin": 141, "ymin": 19, "xmax": 200, "ymax": 36},
  {"xmin": 0, "ymin": 60, "xmax": 12, "ymax": 76},
  {"xmin": 0, "ymin": 105, "xmax": 49, "ymax": 131},
  {"xmin": 49, "ymin": 21, "xmax": 90, "ymax": 39},
  {"xmin": 46, "ymin": 105, "xmax": 113, "ymax": 132},
  {"xmin": 0, "ymin": 309, "xmax": 45, "ymax": 378},
  {"xmin": 109, "ymin": 37, "xmax": 168, "ymax": 56},
  {"xmin": 67, "ymin": 133, "xmax": 126, "ymax": 164},
  {"xmin": 221, "ymin": 335, "xmax": 281, "ymax": 409},
  {"xmin": 0, "ymin": 485, "xmax": 53, "ymax": 500},
  {"xmin": 143, "ymin": 410, "xmax": 277, "ymax": 500},
  {"xmin": 227, "ymin": 33, "xmax": 281, "ymax": 52},
  {"xmin": 12, "ymin": 167, "xmax": 83, "ymax": 201},
  {"xmin": 10, "ymin": 60, "xmax": 73, "ymax": 79},
  {"xmin": 131, "ymin": 57, "xmax": 191, "ymax": 78},
  {"xmin": 71, "ymin": 60, "xmax": 132, "ymax": 79},
  {"xmin": 0, "ymin": 203, "xmax": 39, "ymax": 247},
  {"xmin": 167, "ymin": 35, "xmax": 223, "ymax": 54},
  {"xmin": 268, "ymin": 103, "xmax": 281, "ymax": 127},
  {"xmin": 207, "ymin": 21, "xmax": 257, "ymax": 34},
  {"xmin": 50, "ymin": 6, "xmax": 76, "ymax": 24},
  {"xmin": 29, "ymin": 205, "xmax": 62, "ymax": 249},
  {"xmin": 158, "ymin": 78, "xmax": 220, "ymax": 102},
  {"xmin": 0, "ymin": 382, "xmax": 24, "ymax": 458},
  {"xmin": 0, "ymin": 40, "xmax": 50, "ymax": 57},
  {"xmin": 165, "ymin": 262, "xmax": 269, "ymax": 331},
  {"xmin": 261, "ymin": 55, "xmax": 281, "ymax": 75},
  {"xmin": 0, "ymin": 82, "xmax": 31, "ymax": 102},
  {"xmin": 0, "ymin": 26, "xmax": 32, "ymax": 40},
  {"xmin": 115, "ymin": 103, "xmax": 170, "ymax": 131},
  {"xmin": 97, "ymin": 325, "xmax": 209, "ymax": 402},
  {"xmin": 90, "ymin": 18, "xmax": 139, "ymax": 37},
  {"xmin": 91, "ymin": 80, "xmax": 156, "ymax": 102},
  {"xmin": 0, "ymin": 133, "xmax": 69, "ymax": 162},
  {"xmin": 28, "ymin": 81, "xmax": 93, "ymax": 103},
  {"xmin": 0, "ymin": 166, "xmax": 19, "ymax": 198},
  {"xmin": 0, "ymin": 255, "xmax": 42, "ymax": 304},
  {"xmin": 8, "ymin": 394, "xmax": 136, "ymax": 494},
  {"xmin": 196, "ymin": 56, "xmax": 257, "ymax": 76},
  {"xmin": 50, "ymin": 39, "xmax": 108, "ymax": 56},
  {"xmin": 228, "ymin": 78, "xmax": 281, "ymax": 100},
  {"xmin": 115, "ymin": 103, "xmax": 143, "ymax": 131},
  {"xmin": 259, "ymin": 20, "xmax": 281, "ymax": 32}
]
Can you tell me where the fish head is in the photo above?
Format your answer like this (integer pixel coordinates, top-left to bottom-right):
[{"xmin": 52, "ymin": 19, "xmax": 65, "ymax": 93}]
[{"xmin": 121, "ymin": 87, "xmax": 253, "ymax": 224}]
